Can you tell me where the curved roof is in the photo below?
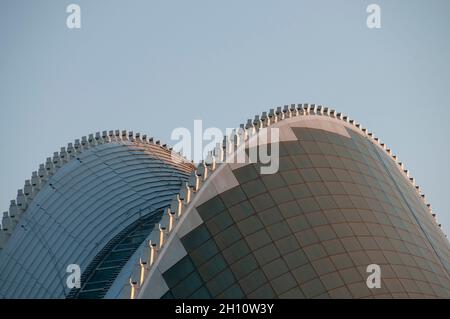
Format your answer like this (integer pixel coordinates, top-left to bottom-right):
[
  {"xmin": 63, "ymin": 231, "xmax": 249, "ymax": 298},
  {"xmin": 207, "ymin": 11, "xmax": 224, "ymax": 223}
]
[
  {"xmin": 0, "ymin": 130, "xmax": 195, "ymax": 298},
  {"xmin": 1, "ymin": 104, "xmax": 447, "ymax": 299},
  {"xmin": 123, "ymin": 103, "xmax": 448, "ymax": 299}
]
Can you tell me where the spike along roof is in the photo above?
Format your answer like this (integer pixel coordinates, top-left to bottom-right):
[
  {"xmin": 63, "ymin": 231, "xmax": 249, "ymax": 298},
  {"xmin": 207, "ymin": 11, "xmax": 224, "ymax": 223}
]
[
  {"xmin": 0, "ymin": 129, "xmax": 195, "ymax": 298},
  {"xmin": 0, "ymin": 104, "xmax": 446, "ymax": 299},
  {"xmin": 91, "ymin": 103, "xmax": 445, "ymax": 299}
]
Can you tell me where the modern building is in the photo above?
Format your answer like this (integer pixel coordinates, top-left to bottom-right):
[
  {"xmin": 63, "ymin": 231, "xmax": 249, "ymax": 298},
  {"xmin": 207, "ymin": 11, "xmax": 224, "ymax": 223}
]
[
  {"xmin": 1, "ymin": 104, "xmax": 449, "ymax": 298},
  {"xmin": 0, "ymin": 131, "xmax": 195, "ymax": 298}
]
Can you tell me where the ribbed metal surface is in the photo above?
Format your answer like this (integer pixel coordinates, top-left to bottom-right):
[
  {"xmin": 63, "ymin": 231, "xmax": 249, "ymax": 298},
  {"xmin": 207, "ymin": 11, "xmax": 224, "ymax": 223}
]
[{"xmin": 0, "ymin": 138, "xmax": 194, "ymax": 298}]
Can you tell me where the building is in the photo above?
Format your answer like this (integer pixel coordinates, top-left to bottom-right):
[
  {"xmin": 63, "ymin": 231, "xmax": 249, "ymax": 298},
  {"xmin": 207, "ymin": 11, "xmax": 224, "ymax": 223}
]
[
  {"xmin": 1, "ymin": 104, "xmax": 449, "ymax": 298},
  {"xmin": 0, "ymin": 131, "xmax": 194, "ymax": 298}
]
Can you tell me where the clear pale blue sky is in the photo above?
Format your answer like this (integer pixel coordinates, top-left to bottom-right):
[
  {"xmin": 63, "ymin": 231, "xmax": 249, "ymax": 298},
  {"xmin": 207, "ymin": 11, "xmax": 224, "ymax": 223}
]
[{"xmin": 1, "ymin": 1, "xmax": 449, "ymax": 232}]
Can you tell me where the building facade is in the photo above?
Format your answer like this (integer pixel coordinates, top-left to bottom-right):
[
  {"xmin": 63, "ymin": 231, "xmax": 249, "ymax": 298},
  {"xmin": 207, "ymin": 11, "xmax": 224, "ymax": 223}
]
[{"xmin": 1, "ymin": 104, "xmax": 449, "ymax": 298}]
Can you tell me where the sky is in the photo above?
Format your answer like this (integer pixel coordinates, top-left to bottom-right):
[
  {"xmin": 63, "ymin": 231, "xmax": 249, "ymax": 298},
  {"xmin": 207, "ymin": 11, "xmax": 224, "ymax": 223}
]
[{"xmin": 1, "ymin": 0, "xmax": 449, "ymax": 232}]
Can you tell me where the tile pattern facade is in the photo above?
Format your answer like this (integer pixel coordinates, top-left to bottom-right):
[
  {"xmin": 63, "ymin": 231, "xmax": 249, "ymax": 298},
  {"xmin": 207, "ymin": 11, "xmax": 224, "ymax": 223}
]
[{"xmin": 159, "ymin": 126, "xmax": 450, "ymax": 299}]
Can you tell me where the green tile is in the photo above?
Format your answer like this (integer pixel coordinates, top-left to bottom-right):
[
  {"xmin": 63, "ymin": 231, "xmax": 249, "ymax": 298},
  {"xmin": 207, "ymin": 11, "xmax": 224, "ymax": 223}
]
[
  {"xmin": 233, "ymin": 164, "xmax": 259, "ymax": 184},
  {"xmin": 220, "ymin": 186, "xmax": 247, "ymax": 207},
  {"xmin": 289, "ymin": 184, "xmax": 312, "ymax": 199},
  {"xmin": 230, "ymin": 254, "xmax": 259, "ymax": 280},
  {"xmin": 261, "ymin": 173, "xmax": 286, "ymax": 190},
  {"xmin": 222, "ymin": 239, "xmax": 251, "ymax": 264},
  {"xmin": 217, "ymin": 283, "xmax": 245, "ymax": 299},
  {"xmin": 247, "ymin": 283, "xmax": 276, "ymax": 298},
  {"xmin": 274, "ymin": 235, "xmax": 301, "ymax": 255},
  {"xmin": 242, "ymin": 179, "xmax": 267, "ymax": 198},
  {"xmin": 269, "ymin": 187, "xmax": 295, "ymax": 205},
  {"xmin": 163, "ymin": 256, "xmax": 195, "ymax": 288},
  {"xmin": 258, "ymin": 206, "xmax": 284, "ymax": 226},
  {"xmin": 229, "ymin": 201, "xmax": 255, "ymax": 222},
  {"xmin": 262, "ymin": 258, "xmax": 289, "ymax": 280},
  {"xmin": 267, "ymin": 221, "xmax": 291, "ymax": 241},
  {"xmin": 206, "ymin": 210, "xmax": 234, "ymax": 235},
  {"xmin": 197, "ymin": 196, "xmax": 226, "ymax": 221},
  {"xmin": 190, "ymin": 240, "xmax": 220, "ymax": 266},
  {"xmin": 250, "ymin": 193, "xmax": 276, "ymax": 211},
  {"xmin": 239, "ymin": 269, "xmax": 267, "ymax": 295},
  {"xmin": 283, "ymin": 249, "xmax": 309, "ymax": 270},
  {"xmin": 214, "ymin": 225, "xmax": 242, "ymax": 250},
  {"xmin": 281, "ymin": 170, "xmax": 304, "ymax": 185},
  {"xmin": 198, "ymin": 253, "xmax": 228, "ymax": 282},
  {"xmin": 271, "ymin": 272, "xmax": 297, "ymax": 295},
  {"xmin": 245, "ymin": 229, "xmax": 272, "ymax": 250},
  {"xmin": 237, "ymin": 215, "xmax": 264, "ymax": 236},
  {"xmin": 297, "ymin": 198, "xmax": 320, "ymax": 213},
  {"xmin": 171, "ymin": 270, "xmax": 204, "ymax": 298},
  {"xmin": 206, "ymin": 268, "xmax": 236, "ymax": 297},
  {"xmin": 188, "ymin": 286, "xmax": 212, "ymax": 299},
  {"xmin": 254, "ymin": 243, "xmax": 280, "ymax": 265},
  {"xmin": 292, "ymin": 263, "xmax": 317, "ymax": 284}
]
